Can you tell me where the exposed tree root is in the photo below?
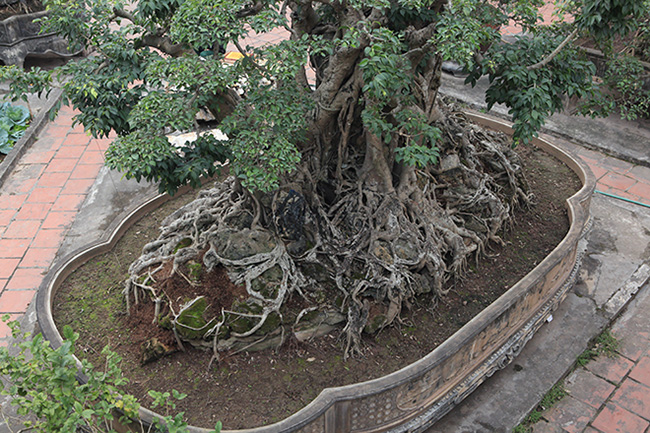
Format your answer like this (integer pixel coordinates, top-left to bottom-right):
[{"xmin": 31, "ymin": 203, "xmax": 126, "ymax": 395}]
[{"xmin": 123, "ymin": 105, "xmax": 530, "ymax": 359}]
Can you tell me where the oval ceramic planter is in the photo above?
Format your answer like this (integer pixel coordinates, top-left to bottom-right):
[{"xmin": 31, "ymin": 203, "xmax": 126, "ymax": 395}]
[{"xmin": 36, "ymin": 113, "xmax": 595, "ymax": 433}]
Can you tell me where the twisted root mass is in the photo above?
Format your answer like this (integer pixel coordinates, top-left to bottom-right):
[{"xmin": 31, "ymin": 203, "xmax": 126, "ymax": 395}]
[{"xmin": 123, "ymin": 105, "xmax": 529, "ymax": 360}]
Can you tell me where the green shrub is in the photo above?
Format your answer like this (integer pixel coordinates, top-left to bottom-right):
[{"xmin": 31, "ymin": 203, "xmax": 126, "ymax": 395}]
[
  {"xmin": 604, "ymin": 54, "xmax": 650, "ymax": 121},
  {"xmin": 0, "ymin": 316, "xmax": 221, "ymax": 433}
]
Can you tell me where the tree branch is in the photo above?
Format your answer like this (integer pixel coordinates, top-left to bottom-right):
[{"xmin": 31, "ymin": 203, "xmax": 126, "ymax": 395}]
[
  {"xmin": 136, "ymin": 35, "xmax": 190, "ymax": 57},
  {"xmin": 527, "ymin": 29, "xmax": 578, "ymax": 71},
  {"xmin": 112, "ymin": 7, "xmax": 136, "ymax": 23},
  {"xmin": 235, "ymin": 1, "xmax": 265, "ymax": 18}
]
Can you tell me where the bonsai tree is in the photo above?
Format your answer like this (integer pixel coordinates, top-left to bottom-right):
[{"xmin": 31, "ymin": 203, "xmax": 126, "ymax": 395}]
[{"xmin": 0, "ymin": 0, "xmax": 644, "ymax": 358}]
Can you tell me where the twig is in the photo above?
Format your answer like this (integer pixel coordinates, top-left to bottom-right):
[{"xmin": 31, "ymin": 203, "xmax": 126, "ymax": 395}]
[{"xmin": 527, "ymin": 29, "xmax": 578, "ymax": 71}]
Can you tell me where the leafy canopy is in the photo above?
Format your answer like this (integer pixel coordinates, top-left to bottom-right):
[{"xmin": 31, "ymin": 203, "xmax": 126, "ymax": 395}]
[{"xmin": 0, "ymin": 0, "xmax": 645, "ymax": 192}]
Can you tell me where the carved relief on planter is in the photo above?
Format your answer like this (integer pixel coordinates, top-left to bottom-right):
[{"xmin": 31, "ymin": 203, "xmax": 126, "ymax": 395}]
[
  {"xmin": 0, "ymin": 10, "xmax": 79, "ymax": 67},
  {"xmin": 36, "ymin": 113, "xmax": 596, "ymax": 433}
]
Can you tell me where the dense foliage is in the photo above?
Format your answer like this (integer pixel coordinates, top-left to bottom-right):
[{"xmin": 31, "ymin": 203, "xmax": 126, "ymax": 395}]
[
  {"xmin": 0, "ymin": 0, "xmax": 643, "ymax": 193},
  {"xmin": 0, "ymin": 317, "xmax": 222, "ymax": 432}
]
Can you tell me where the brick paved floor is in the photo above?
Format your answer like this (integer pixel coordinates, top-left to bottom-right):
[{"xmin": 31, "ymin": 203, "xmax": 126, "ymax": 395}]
[
  {"xmin": 533, "ymin": 290, "xmax": 650, "ymax": 433},
  {"xmin": 0, "ymin": 105, "xmax": 111, "ymax": 342}
]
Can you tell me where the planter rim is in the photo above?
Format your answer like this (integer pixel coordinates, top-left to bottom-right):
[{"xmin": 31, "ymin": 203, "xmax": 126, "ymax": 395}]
[{"xmin": 35, "ymin": 112, "xmax": 596, "ymax": 433}]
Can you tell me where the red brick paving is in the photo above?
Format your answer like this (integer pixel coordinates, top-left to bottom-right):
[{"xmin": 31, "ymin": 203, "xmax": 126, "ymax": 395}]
[
  {"xmin": 611, "ymin": 379, "xmax": 650, "ymax": 419},
  {"xmin": 0, "ymin": 104, "xmax": 112, "ymax": 324},
  {"xmin": 599, "ymin": 172, "xmax": 638, "ymax": 192},
  {"xmin": 587, "ymin": 354, "xmax": 635, "ymax": 384},
  {"xmin": 41, "ymin": 211, "xmax": 76, "ymax": 230},
  {"xmin": 0, "ymin": 259, "xmax": 19, "ymax": 279},
  {"xmin": 4, "ymin": 219, "xmax": 40, "ymax": 239},
  {"xmin": 566, "ymin": 369, "xmax": 616, "ymax": 410},
  {"xmin": 19, "ymin": 247, "xmax": 58, "ymax": 268},
  {"xmin": 592, "ymin": 403, "xmax": 650, "ymax": 433},
  {"xmin": 630, "ymin": 357, "xmax": 650, "ymax": 388},
  {"xmin": 0, "ymin": 289, "xmax": 37, "ymax": 313},
  {"xmin": 30, "ymin": 228, "xmax": 65, "ymax": 248},
  {"xmin": 4, "ymin": 268, "xmax": 44, "ymax": 291},
  {"xmin": 0, "ymin": 239, "xmax": 30, "ymax": 258},
  {"xmin": 25, "ymin": 187, "xmax": 60, "ymax": 203}
]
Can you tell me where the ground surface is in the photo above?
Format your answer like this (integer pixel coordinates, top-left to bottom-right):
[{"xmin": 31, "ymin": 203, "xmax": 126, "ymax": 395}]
[{"xmin": 51, "ymin": 142, "xmax": 580, "ymax": 430}]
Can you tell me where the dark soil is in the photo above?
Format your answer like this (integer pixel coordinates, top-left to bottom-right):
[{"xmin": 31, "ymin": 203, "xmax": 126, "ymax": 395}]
[
  {"xmin": 52, "ymin": 142, "xmax": 581, "ymax": 430},
  {"xmin": 0, "ymin": 0, "xmax": 43, "ymax": 21}
]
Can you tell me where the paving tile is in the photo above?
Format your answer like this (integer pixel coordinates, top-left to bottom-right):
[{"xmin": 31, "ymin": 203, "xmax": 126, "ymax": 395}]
[
  {"xmin": 54, "ymin": 113, "xmax": 75, "ymax": 126},
  {"xmin": 6, "ymin": 161, "xmax": 45, "ymax": 180},
  {"xmin": 609, "ymin": 190, "xmax": 645, "ymax": 204},
  {"xmin": 0, "ymin": 279, "xmax": 6, "ymax": 291},
  {"xmin": 90, "ymin": 138, "xmax": 113, "ymax": 152},
  {"xmin": 70, "ymin": 163, "xmax": 102, "ymax": 180},
  {"xmin": 1, "ymin": 176, "xmax": 37, "ymax": 194},
  {"xmin": 55, "ymin": 145, "xmax": 87, "ymax": 159},
  {"xmin": 611, "ymin": 378, "xmax": 650, "ymax": 419},
  {"xmin": 542, "ymin": 396, "xmax": 596, "ymax": 433},
  {"xmin": 628, "ymin": 181, "xmax": 650, "ymax": 202},
  {"xmin": 35, "ymin": 136, "xmax": 65, "ymax": 151},
  {"xmin": 0, "ymin": 290, "xmax": 36, "ymax": 313},
  {"xmin": 0, "ymin": 259, "xmax": 19, "ymax": 279},
  {"xmin": 0, "ymin": 314, "xmax": 20, "ymax": 339},
  {"xmin": 582, "ymin": 427, "xmax": 603, "ymax": 433},
  {"xmin": 25, "ymin": 187, "xmax": 61, "ymax": 204},
  {"xmin": 4, "ymin": 219, "xmax": 41, "ymax": 239},
  {"xmin": 587, "ymin": 354, "xmax": 635, "ymax": 384},
  {"xmin": 597, "ymin": 156, "xmax": 635, "ymax": 175},
  {"xmin": 30, "ymin": 228, "xmax": 65, "ymax": 248},
  {"xmin": 70, "ymin": 123, "xmax": 86, "ymax": 134},
  {"xmin": 4, "ymin": 267, "xmax": 45, "ymax": 290},
  {"xmin": 612, "ymin": 327, "xmax": 650, "ymax": 362},
  {"xmin": 19, "ymin": 247, "xmax": 58, "ymax": 269},
  {"xmin": 58, "ymin": 105, "xmax": 77, "ymax": 116},
  {"xmin": 587, "ymin": 164, "xmax": 609, "ymax": 181},
  {"xmin": 628, "ymin": 165, "xmax": 650, "ymax": 182},
  {"xmin": 566, "ymin": 369, "xmax": 616, "ymax": 409},
  {"xmin": 14, "ymin": 202, "xmax": 52, "ymax": 220},
  {"xmin": 598, "ymin": 172, "xmax": 638, "ymax": 192},
  {"xmin": 0, "ymin": 208, "xmax": 15, "ymax": 225},
  {"xmin": 62, "ymin": 178, "xmax": 95, "ymax": 195},
  {"xmin": 43, "ymin": 157, "xmax": 78, "ymax": 173},
  {"xmin": 19, "ymin": 149, "xmax": 55, "ymax": 164},
  {"xmin": 80, "ymin": 150, "xmax": 105, "ymax": 165},
  {"xmin": 0, "ymin": 239, "xmax": 31, "ymax": 258},
  {"xmin": 630, "ymin": 356, "xmax": 650, "ymax": 388},
  {"xmin": 0, "ymin": 193, "xmax": 28, "ymax": 210},
  {"xmin": 51, "ymin": 194, "xmax": 85, "ymax": 212},
  {"xmin": 41, "ymin": 211, "xmax": 75, "ymax": 229},
  {"xmin": 63, "ymin": 132, "xmax": 91, "ymax": 146},
  {"xmin": 44, "ymin": 125, "xmax": 71, "ymax": 138},
  {"xmin": 592, "ymin": 403, "xmax": 650, "ymax": 433}
]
